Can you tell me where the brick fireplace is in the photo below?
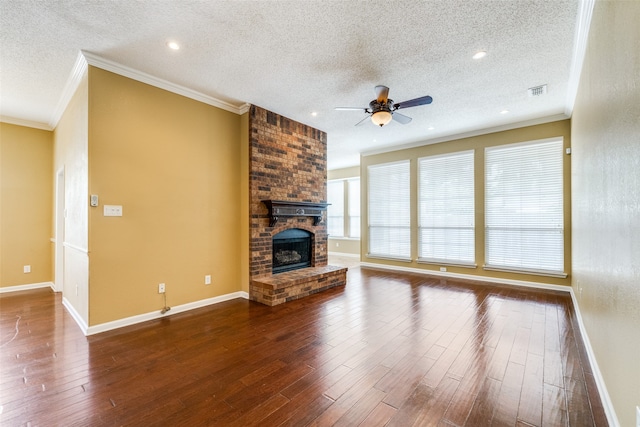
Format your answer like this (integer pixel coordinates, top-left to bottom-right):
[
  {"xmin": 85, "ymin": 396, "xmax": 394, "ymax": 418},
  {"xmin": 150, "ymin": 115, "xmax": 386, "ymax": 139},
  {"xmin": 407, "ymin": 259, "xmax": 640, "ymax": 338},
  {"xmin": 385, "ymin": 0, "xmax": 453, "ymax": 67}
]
[{"xmin": 248, "ymin": 105, "xmax": 347, "ymax": 306}]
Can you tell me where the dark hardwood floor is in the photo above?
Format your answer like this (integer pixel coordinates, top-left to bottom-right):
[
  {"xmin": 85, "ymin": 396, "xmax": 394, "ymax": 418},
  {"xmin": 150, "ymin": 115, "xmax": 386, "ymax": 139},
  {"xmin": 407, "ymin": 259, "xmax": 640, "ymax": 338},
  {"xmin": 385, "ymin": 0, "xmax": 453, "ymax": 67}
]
[{"xmin": 0, "ymin": 266, "xmax": 608, "ymax": 426}]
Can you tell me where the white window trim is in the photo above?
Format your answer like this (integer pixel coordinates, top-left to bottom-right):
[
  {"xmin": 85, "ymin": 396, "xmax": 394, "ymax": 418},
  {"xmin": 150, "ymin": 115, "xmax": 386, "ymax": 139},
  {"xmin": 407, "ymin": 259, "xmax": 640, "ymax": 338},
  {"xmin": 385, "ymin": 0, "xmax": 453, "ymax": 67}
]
[
  {"xmin": 327, "ymin": 177, "xmax": 361, "ymax": 240},
  {"xmin": 418, "ymin": 150, "xmax": 475, "ymax": 266},
  {"xmin": 367, "ymin": 160, "xmax": 411, "ymax": 260},
  {"xmin": 484, "ymin": 137, "xmax": 566, "ymax": 276}
]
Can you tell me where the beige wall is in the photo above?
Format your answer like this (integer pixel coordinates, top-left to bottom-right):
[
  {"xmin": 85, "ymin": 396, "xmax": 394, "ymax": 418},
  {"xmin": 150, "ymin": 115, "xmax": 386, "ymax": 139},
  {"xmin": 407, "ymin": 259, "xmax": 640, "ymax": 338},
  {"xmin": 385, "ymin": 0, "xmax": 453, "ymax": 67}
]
[
  {"xmin": 0, "ymin": 123, "xmax": 53, "ymax": 287},
  {"xmin": 328, "ymin": 166, "xmax": 360, "ymax": 181},
  {"xmin": 571, "ymin": 1, "xmax": 640, "ymax": 425},
  {"xmin": 53, "ymin": 71, "xmax": 90, "ymax": 323},
  {"xmin": 87, "ymin": 67, "xmax": 243, "ymax": 325},
  {"xmin": 328, "ymin": 166, "xmax": 361, "ymax": 255},
  {"xmin": 328, "ymin": 238, "xmax": 360, "ymax": 255},
  {"xmin": 361, "ymin": 120, "xmax": 572, "ymax": 286}
]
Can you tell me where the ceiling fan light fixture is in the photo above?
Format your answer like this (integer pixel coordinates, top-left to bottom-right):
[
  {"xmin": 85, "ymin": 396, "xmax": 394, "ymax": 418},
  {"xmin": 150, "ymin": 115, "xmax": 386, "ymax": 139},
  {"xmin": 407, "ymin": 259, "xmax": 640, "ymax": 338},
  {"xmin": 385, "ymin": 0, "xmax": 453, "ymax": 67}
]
[{"xmin": 371, "ymin": 111, "xmax": 392, "ymax": 127}]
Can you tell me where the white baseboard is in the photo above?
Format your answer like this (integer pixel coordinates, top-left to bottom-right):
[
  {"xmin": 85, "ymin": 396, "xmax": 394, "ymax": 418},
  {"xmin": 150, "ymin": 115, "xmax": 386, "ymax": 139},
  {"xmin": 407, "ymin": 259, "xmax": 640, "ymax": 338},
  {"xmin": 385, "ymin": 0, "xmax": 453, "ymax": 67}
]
[
  {"xmin": 359, "ymin": 261, "xmax": 619, "ymax": 426},
  {"xmin": 569, "ymin": 290, "xmax": 620, "ymax": 427},
  {"xmin": 0, "ymin": 281, "xmax": 55, "ymax": 294},
  {"xmin": 73, "ymin": 291, "xmax": 250, "ymax": 336},
  {"xmin": 359, "ymin": 262, "xmax": 571, "ymax": 293},
  {"xmin": 62, "ymin": 297, "xmax": 89, "ymax": 334},
  {"xmin": 329, "ymin": 252, "xmax": 361, "ymax": 258}
]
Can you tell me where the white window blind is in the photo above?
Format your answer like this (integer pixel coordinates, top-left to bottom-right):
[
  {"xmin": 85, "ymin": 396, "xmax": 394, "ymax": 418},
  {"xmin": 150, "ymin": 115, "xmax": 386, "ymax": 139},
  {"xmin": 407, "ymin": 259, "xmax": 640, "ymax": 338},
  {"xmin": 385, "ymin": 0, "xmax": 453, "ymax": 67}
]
[
  {"xmin": 348, "ymin": 178, "xmax": 361, "ymax": 238},
  {"xmin": 327, "ymin": 180, "xmax": 344, "ymax": 237},
  {"xmin": 368, "ymin": 161, "xmax": 411, "ymax": 260},
  {"xmin": 418, "ymin": 151, "xmax": 475, "ymax": 265},
  {"xmin": 485, "ymin": 139, "xmax": 564, "ymax": 274}
]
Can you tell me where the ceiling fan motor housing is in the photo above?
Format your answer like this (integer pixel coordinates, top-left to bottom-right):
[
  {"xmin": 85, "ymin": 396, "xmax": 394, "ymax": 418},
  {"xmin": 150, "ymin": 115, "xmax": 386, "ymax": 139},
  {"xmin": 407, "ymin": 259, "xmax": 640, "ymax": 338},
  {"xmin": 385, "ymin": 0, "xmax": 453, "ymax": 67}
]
[
  {"xmin": 369, "ymin": 99, "xmax": 394, "ymax": 114},
  {"xmin": 369, "ymin": 99, "xmax": 394, "ymax": 126}
]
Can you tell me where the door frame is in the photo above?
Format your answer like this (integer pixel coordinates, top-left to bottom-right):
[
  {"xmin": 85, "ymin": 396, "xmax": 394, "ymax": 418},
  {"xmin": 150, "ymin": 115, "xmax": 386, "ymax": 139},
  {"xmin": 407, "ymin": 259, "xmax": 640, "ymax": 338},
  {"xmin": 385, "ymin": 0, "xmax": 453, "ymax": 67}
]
[{"xmin": 54, "ymin": 167, "xmax": 65, "ymax": 293}]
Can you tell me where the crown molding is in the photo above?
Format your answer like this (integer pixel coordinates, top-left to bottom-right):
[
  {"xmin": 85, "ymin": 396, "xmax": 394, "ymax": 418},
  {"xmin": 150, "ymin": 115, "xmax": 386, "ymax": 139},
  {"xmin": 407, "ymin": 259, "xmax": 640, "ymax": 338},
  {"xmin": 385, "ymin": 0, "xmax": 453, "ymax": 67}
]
[
  {"xmin": 81, "ymin": 51, "xmax": 246, "ymax": 116},
  {"xmin": 564, "ymin": 0, "xmax": 595, "ymax": 117},
  {"xmin": 361, "ymin": 112, "xmax": 569, "ymax": 158},
  {"xmin": 238, "ymin": 103, "xmax": 251, "ymax": 114},
  {"xmin": 0, "ymin": 115, "xmax": 53, "ymax": 131},
  {"xmin": 49, "ymin": 51, "xmax": 88, "ymax": 129}
]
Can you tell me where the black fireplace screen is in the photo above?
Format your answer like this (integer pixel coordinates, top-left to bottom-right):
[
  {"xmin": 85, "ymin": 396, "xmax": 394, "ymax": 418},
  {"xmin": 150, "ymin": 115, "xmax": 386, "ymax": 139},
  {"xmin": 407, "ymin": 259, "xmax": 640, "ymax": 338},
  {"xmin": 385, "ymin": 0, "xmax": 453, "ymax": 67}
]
[{"xmin": 272, "ymin": 228, "xmax": 312, "ymax": 274}]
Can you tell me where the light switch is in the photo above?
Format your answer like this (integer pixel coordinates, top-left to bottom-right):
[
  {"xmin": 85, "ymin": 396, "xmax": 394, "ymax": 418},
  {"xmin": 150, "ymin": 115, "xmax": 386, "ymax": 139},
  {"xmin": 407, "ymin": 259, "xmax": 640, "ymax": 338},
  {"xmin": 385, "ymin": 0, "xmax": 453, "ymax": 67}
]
[{"xmin": 104, "ymin": 205, "xmax": 123, "ymax": 217}]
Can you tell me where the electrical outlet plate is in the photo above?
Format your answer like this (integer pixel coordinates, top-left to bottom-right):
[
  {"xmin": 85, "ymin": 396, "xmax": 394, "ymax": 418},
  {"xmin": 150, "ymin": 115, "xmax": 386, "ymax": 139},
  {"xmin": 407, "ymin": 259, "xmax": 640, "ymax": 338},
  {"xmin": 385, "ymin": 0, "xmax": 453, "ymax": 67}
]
[
  {"xmin": 158, "ymin": 283, "xmax": 165, "ymax": 293},
  {"xmin": 24, "ymin": 265, "xmax": 31, "ymax": 273},
  {"xmin": 104, "ymin": 205, "xmax": 123, "ymax": 216},
  {"xmin": 205, "ymin": 275, "xmax": 211, "ymax": 285}
]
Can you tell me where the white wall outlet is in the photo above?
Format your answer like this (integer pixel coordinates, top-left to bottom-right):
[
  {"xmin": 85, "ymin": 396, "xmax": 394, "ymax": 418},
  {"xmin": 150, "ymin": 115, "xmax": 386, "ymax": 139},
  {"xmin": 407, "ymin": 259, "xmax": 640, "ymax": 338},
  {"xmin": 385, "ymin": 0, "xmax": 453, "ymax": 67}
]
[
  {"xmin": 336, "ymin": 242, "xmax": 340, "ymax": 247},
  {"xmin": 24, "ymin": 265, "xmax": 31, "ymax": 273},
  {"xmin": 205, "ymin": 275, "xmax": 211, "ymax": 285},
  {"xmin": 440, "ymin": 267, "xmax": 447, "ymax": 272},
  {"xmin": 104, "ymin": 205, "xmax": 123, "ymax": 217},
  {"xmin": 90, "ymin": 194, "xmax": 99, "ymax": 207},
  {"xmin": 158, "ymin": 283, "xmax": 165, "ymax": 294}
]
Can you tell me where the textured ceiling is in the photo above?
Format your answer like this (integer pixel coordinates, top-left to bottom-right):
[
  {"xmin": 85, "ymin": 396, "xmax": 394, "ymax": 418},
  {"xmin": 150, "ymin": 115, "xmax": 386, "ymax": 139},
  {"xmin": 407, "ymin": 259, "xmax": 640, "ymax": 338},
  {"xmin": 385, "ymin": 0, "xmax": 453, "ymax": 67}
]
[{"xmin": 0, "ymin": 1, "xmax": 587, "ymax": 169}]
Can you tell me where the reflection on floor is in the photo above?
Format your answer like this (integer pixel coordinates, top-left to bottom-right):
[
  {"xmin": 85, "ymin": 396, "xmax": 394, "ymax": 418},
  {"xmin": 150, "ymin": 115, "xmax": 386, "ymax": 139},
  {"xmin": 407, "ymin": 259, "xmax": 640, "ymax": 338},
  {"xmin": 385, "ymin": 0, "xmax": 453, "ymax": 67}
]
[
  {"xmin": 0, "ymin": 266, "xmax": 607, "ymax": 426},
  {"xmin": 328, "ymin": 253, "xmax": 361, "ymax": 269}
]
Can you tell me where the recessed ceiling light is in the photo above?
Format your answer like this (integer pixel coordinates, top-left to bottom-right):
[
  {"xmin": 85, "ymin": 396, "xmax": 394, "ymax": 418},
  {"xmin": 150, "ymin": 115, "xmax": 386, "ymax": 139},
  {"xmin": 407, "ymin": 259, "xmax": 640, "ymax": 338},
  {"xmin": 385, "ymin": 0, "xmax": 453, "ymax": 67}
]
[
  {"xmin": 473, "ymin": 51, "xmax": 487, "ymax": 60},
  {"xmin": 311, "ymin": 112, "xmax": 318, "ymax": 117},
  {"xmin": 500, "ymin": 109, "xmax": 509, "ymax": 114},
  {"xmin": 167, "ymin": 41, "xmax": 180, "ymax": 50},
  {"xmin": 428, "ymin": 126, "xmax": 435, "ymax": 131}
]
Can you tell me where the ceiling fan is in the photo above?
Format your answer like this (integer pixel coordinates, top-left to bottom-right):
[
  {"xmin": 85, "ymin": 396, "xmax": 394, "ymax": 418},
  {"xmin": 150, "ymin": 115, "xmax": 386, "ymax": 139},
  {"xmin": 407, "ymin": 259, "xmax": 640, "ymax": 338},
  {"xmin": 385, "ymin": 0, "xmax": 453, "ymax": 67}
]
[{"xmin": 336, "ymin": 85, "xmax": 433, "ymax": 127}]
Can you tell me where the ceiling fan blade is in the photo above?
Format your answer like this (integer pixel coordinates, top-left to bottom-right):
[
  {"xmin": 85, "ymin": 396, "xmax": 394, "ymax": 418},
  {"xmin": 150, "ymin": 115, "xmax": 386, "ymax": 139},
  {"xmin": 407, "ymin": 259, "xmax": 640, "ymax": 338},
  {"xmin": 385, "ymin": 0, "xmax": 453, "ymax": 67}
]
[
  {"xmin": 355, "ymin": 115, "xmax": 371, "ymax": 126},
  {"xmin": 375, "ymin": 85, "xmax": 389, "ymax": 103},
  {"xmin": 392, "ymin": 112, "xmax": 412, "ymax": 124},
  {"xmin": 393, "ymin": 95, "xmax": 433, "ymax": 110},
  {"xmin": 335, "ymin": 107, "xmax": 368, "ymax": 111}
]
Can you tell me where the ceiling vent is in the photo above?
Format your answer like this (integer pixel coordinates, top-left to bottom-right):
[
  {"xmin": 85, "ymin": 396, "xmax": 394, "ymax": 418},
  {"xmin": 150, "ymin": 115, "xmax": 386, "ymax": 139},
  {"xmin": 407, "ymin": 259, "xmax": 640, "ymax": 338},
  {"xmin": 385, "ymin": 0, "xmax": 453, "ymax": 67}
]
[{"xmin": 528, "ymin": 85, "xmax": 547, "ymax": 97}]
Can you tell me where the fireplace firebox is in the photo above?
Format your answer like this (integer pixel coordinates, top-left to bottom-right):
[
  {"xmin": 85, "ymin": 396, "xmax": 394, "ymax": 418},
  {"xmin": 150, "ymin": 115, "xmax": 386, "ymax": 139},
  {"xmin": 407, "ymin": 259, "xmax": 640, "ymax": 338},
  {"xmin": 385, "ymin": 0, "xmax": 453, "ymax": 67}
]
[{"xmin": 272, "ymin": 228, "xmax": 312, "ymax": 274}]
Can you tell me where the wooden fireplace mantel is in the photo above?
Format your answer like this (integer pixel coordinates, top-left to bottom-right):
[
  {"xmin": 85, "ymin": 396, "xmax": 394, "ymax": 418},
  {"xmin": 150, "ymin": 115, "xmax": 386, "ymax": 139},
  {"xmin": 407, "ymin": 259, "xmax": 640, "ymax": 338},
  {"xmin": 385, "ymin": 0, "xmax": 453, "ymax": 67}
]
[{"xmin": 262, "ymin": 200, "xmax": 329, "ymax": 227}]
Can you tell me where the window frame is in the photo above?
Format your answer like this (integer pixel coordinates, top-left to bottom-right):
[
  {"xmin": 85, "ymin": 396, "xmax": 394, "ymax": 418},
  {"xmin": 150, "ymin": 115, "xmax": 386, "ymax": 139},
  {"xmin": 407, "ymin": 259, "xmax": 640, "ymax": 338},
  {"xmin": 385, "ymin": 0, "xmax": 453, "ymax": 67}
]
[
  {"xmin": 327, "ymin": 179, "xmax": 345, "ymax": 238},
  {"xmin": 347, "ymin": 178, "xmax": 360, "ymax": 239},
  {"xmin": 417, "ymin": 150, "xmax": 476, "ymax": 267},
  {"xmin": 484, "ymin": 138, "xmax": 566, "ymax": 277},
  {"xmin": 367, "ymin": 160, "xmax": 411, "ymax": 261}
]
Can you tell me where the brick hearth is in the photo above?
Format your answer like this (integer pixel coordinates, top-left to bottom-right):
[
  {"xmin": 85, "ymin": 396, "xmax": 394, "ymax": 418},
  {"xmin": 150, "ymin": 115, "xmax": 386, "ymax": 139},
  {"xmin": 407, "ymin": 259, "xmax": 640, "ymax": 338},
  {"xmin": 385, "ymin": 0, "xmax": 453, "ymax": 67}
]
[
  {"xmin": 250, "ymin": 265, "xmax": 347, "ymax": 306},
  {"xmin": 248, "ymin": 105, "xmax": 346, "ymax": 305}
]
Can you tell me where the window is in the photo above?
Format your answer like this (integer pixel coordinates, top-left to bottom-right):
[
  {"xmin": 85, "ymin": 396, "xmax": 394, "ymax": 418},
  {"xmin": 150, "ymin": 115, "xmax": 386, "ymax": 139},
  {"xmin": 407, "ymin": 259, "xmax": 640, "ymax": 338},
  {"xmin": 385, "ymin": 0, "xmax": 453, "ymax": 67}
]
[
  {"xmin": 485, "ymin": 138, "xmax": 564, "ymax": 275},
  {"xmin": 347, "ymin": 178, "xmax": 360, "ymax": 238},
  {"xmin": 368, "ymin": 160, "xmax": 411, "ymax": 260},
  {"xmin": 418, "ymin": 151, "xmax": 475, "ymax": 265},
  {"xmin": 327, "ymin": 178, "xmax": 360, "ymax": 238},
  {"xmin": 327, "ymin": 180, "xmax": 344, "ymax": 237}
]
